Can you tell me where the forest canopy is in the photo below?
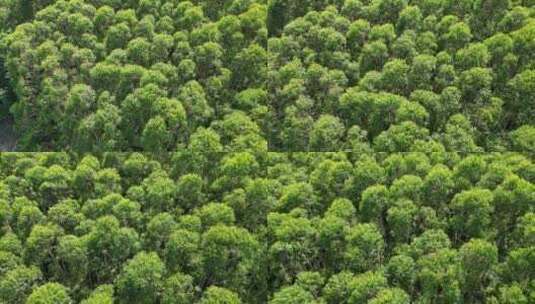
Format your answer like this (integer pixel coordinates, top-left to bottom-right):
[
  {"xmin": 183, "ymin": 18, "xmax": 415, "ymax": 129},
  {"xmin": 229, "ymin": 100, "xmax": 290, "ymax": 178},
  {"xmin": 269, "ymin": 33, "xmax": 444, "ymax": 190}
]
[
  {"xmin": 1, "ymin": 0, "xmax": 267, "ymax": 151},
  {"xmin": 0, "ymin": 152, "xmax": 534, "ymax": 303},
  {"xmin": 0, "ymin": 1, "xmax": 535, "ymax": 303},
  {"xmin": 0, "ymin": 0, "xmax": 534, "ymax": 151},
  {"xmin": 267, "ymin": 0, "xmax": 535, "ymax": 151}
]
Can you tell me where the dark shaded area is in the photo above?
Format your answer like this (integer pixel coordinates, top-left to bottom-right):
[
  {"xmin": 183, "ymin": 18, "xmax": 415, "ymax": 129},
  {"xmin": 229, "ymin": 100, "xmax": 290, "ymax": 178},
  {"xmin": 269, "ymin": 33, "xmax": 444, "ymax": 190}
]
[
  {"xmin": 267, "ymin": 0, "xmax": 287, "ymax": 37},
  {"xmin": 0, "ymin": 57, "xmax": 17, "ymax": 151},
  {"xmin": 0, "ymin": 57, "xmax": 16, "ymax": 118},
  {"xmin": 19, "ymin": 0, "xmax": 36, "ymax": 23},
  {"xmin": 0, "ymin": 116, "xmax": 17, "ymax": 151}
]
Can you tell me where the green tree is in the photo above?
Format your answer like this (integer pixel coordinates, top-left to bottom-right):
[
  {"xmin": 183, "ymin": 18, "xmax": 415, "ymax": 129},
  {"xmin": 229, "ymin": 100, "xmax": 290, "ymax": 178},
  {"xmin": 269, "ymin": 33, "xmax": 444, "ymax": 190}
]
[
  {"xmin": 308, "ymin": 115, "xmax": 345, "ymax": 151},
  {"xmin": 510, "ymin": 125, "xmax": 535, "ymax": 152},
  {"xmin": 507, "ymin": 70, "xmax": 535, "ymax": 127},
  {"xmin": 26, "ymin": 283, "xmax": 71, "ymax": 304},
  {"xmin": 200, "ymin": 286, "xmax": 242, "ymax": 304},
  {"xmin": 344, "ymin": 223, "xmax": 385, "ymax": 272},
  {"xmin": 348, "ymin": 271, "xmax": 388, "ymax": 304},
  {"xmin": 416, "ymin": 249, "xmax": 462, "ymax": 304},
  {"xmin": 449, "ymin": 188, "xmax": 494, "ymax": 243},
  {"xmin": 0, "ymin": 266, "xmax": 42, "ymax": 304},
  {"xmin": 116, "ymin": 251, "xmax": 165, "ymax": 304},
  {"xmin": 459, "ymin": 239, "xmax": 498, "ymax": 301},
  {"xmin": 369, "ymin": 288, "xmax": 410, "ymax": 304},
  {"xmin": 80, "ymin": 285, "xmax": 114, "ymax": 304},
  {"xmin": 161, "ymin": 273, "xmax": 195, "ymax": 304},
  {"xmin": 201, "ymin": 225, "xmax": 263, "ymax": 300},
  {"xmin": 165, "ymin": 227, "xmax": 201, "ymax": 274},
  {"xmin": 270, "ymin": 285, "xmax": 315, "ymax": 304},
  {"xmin": 86, "ymin": 216, "xmax": 140, "ymax": 283}
]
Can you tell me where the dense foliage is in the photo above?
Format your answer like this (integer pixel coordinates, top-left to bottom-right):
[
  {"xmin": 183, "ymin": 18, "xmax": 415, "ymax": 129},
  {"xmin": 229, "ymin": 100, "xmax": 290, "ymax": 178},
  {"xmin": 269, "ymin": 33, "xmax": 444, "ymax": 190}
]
[
  {"xmin": 0, "ymin": 0, "xmax": 534, "ymax": 151},
  {"xmin": 267, "ymin": 0, "xmax": 535, "ymax": 151},
  {"xmin": 0, "ymin": 152, "xmax": 534, "ymax": 303},
  {"xmin": 1, "ymin": 0, "xmax": 267, "ymax": 150},
  {"xmin": 1, "ymin": 1, "xmax": 535, "ymax": 302}
]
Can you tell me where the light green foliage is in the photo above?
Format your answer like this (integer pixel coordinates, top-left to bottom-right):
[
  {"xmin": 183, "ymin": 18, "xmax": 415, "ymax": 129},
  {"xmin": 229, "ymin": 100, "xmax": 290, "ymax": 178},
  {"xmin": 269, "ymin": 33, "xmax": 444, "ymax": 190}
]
[
  {"xmin": 450, "ymin": 188, "xmax": 494, "ymax": 242},
  {"xmin": 510, "ymin": 125, "xmax": 535, "ymax": 152},
  {"xmin": 0, "ymin": 0, "xmax": 532, "ymax": 152},
  {"xmin": 269, "ymin": 285, "xmax": 315, "ymax": 304},
  {"xmin": 8, "ymin": 151, "xmax": 535, "ymax": 303},
  {"xmin": 460, "ymin": 239, "xmax": 498, "ymax": 300},
  {"xmin": 1, "ymin": 0, "xmax": 267, "ymax": 151},
  {"xmin": 80, "ymin": 285, "xmax": 114, "ymax": 304},
  {"xmin": 1, "ymin": 0, "xmax": 535, "ymax": 289},
  {"xmin": 201, "ymin": 286, "xmax": 242, "ymax": 304},
  {"xmin": 25, "ymin": 283, "xmax": 71, "ymax": 304},
  {"xmin": 0, "ymin": 265, "xmax": 42, "ymax": 304},
  {"xmin": 116, "ymin": 251, "xmax": 165, "ymax": 304},
  {"xmin": 369, "ymin": 288, "xmax": 410, "ymax": 304},
  {"xmin": 161, "ymin": 273, "xmax": 195, "ymax": 304},
  {"xmin": 267, "ymin": 0, "xmax": 534, "ymax": 152},
  {"xmin": 344, "ymin": 223, "xmax": 385, "ymax": 272}
]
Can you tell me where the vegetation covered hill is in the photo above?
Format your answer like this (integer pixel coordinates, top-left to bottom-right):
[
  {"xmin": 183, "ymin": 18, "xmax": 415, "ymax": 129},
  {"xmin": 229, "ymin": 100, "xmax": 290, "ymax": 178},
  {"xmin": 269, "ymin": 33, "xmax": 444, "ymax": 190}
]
[{"xmin": 0, "ymin": 152, "xmax": 534, "ymax": 303}]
